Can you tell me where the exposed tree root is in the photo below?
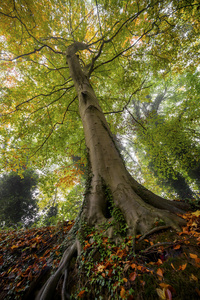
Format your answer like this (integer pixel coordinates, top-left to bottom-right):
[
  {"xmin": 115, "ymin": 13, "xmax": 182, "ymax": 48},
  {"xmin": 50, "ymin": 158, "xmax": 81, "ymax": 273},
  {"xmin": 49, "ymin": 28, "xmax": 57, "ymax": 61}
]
[
  {"xmin": 61, "ymin": 269, "xmax": 70, "ymax": 300},
  {"xmin": 36, "ymin": 241, "xmax": 78, "ymax": 300},
  {"xmin": 143, "ymin": 241, "xmax": 174, "ymax": 253},
  {"xmin": 138, "ymin": 226, "xmax": 171, "ymax": 242},
  {"xmin": 35, "ymin": 203, "xmax": 187, "ymax": 299}
]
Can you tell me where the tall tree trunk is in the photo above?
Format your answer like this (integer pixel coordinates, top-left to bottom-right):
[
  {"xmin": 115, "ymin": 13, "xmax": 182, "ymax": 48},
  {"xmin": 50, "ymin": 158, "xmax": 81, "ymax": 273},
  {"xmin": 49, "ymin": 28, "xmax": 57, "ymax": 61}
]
[
  {"xmin": 66, "ymin": 42, "xmax": 187, "ymax": 237},
  {"xmin": 36, "ymin": 42, "xmax": 188, "ymax": 300}
]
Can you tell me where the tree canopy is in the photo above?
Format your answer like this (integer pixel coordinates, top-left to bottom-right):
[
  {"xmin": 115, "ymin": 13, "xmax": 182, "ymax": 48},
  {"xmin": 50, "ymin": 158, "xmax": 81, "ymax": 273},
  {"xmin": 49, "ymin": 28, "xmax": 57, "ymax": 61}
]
[{"xmin": 1, "ymin": 0, "xmax": 199, "ymax": 184}]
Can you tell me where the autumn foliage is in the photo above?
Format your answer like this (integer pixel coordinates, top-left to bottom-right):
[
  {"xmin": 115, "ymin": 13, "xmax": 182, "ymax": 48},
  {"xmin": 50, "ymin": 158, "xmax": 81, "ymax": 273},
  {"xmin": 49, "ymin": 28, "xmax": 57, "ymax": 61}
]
[{"xmin": 1, "ymin": 211, "xmax": 200, "ymax": 299}]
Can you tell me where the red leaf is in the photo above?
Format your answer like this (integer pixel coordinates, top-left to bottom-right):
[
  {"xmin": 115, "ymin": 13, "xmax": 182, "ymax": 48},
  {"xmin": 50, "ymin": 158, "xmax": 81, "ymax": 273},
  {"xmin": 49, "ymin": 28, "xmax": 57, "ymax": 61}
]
[{"xmin": 77, "ymin": 290, "xmax": 85, "ymax": 298}]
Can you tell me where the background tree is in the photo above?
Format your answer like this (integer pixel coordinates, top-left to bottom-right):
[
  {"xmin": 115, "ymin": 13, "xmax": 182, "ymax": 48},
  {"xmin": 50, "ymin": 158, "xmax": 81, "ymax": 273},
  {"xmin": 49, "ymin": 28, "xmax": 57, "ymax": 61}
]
[
  {"xmin": 121, "ymin": 70, "xmax": 200, "ymax": 200},
  {"xmin": 0, "ymin": 169, "xmax": 38, "ymax": 227},
  {"xmin": 0, "ymin": 0, "xmax": 199, "ymax": 299}
]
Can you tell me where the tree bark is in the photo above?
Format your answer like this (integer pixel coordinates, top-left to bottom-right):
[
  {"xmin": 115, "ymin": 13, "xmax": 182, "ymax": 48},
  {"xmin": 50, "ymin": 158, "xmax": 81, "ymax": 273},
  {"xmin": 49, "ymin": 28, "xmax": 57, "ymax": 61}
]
[
  {"xmin": 35, "ymin": 42, "xmax": 188, "ymax": 299},
  {"xmin": 66, "ymin": 42, "xmax": 187, "ymax": 238}
]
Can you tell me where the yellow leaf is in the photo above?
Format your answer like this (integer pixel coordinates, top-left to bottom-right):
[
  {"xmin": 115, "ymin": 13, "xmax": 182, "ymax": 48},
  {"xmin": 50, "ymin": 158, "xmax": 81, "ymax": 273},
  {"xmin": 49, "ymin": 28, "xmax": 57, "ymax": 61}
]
[
  {"xmin": 156, "ymin": 288, "xmax": 166, "ymax": 300},
  {"xmin": 123, "ymin": 278, "xmax": 128, "ymax": 282},
  {"xmin": 171, "ymin": 263, "xmax": 176, "ymax": 270},
  {"xmin": 97, "ymin": 265, "xmax": 105, "ymax": 272},
  {"xmin": 181, "ymin": 263, "xmax": 187, "ymax": 271},
  {"xmin": 190, "ymin": 274, "xmax": 198, "ymax": 282},
  {"xmin": 191, "ymin": 210, "xmax": 200, "ymax": 217},
  {"xmin": 11, "ymin": 245, "xmax": 18, "ymax": 250},
  {"xmin": 190, "ymin": 253, "xmax": 198, "ymax": 259}
]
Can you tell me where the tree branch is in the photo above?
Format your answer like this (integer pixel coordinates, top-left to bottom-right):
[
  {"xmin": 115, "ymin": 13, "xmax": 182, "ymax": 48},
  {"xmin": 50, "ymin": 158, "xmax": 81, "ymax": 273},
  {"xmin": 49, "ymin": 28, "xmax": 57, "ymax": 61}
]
[{"xmin": 31, "ymin": 96, "xmax": 77, "ymax": 157}]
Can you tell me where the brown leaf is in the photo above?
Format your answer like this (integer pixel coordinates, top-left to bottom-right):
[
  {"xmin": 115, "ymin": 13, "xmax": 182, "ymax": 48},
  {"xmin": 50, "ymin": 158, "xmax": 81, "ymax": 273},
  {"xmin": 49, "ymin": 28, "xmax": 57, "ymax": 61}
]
[
  {"xmin": 120, "ymin": 287, "xmax": 126, "ymax": 299},
  {"xmin": 157, "ymin": 268, "xmax": 164, "ymax": 279},
  {"xmin": 159, "ymin": 283, "xmax": 170, "ymax": 289},
  {"xmin": 129, "ymin": 272, "xmax": 137, "ymax": 281},
  {"xmin": 195, "ymin": 288, "xmax": 200, "ymax": 296},
  {"xmin": 131, "ymin": 263, "xmax": 136, "ymax": 269},
  {"xmin": 173, "ymin": 244, "xmax": 181, "ymax": 250},
  {"xmin": 123, "ymin": 263, "xmax": 130, "ymax": 272}
]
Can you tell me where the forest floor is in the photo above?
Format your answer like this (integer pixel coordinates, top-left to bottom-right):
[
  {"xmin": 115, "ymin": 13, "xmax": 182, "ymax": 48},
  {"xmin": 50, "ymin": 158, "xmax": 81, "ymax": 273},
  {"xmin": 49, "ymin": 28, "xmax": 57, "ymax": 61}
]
[{"xmin": 0, "ymin": 209, "xmax": 200, "ymax": 300}]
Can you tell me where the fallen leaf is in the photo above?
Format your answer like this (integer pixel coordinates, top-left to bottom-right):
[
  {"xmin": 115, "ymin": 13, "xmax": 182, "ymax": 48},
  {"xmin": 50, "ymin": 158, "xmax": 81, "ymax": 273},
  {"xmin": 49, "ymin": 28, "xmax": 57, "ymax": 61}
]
[
  {"xmin": 156, "ymin": 288, "xmax": 166, "ymax": 299},
  {"xmin": 157, "ymin": 268, "xmax": 164, "ymax": 279},
  {"xmin": 191, "ymin": 210, "xmax": 200, "ymax": 217},
  {"xmin": 140, "ymin": 280, "xmax": 145, "ymax": 287},
  {"xmin": 173, "ymin": 244, "xmax": 181, "ymax": 250},
  {"xmin": 181, "ymin": 263, "xmax": 187, "ymax": 271},
  {"xmin": 97, "ymin": 264, "xmax": 105, "ymax": 272},
  {"xmin": 165, "ymin": 288, "xmax": 172, "ymax": 300},
  {"xmin": 120, "ymin": 286, "xmax": 126, "ymax": 299},
  {"xmin": 171, "ymin": 263, "xmax": 176, "ymax": 270},
  {"xmin": 190, "ymin": 253, "xmax": 198, "ymax": 259},
  {"xmin": 77, "ymin": 290, "xmax": 85, "ymax": 298},
  {"xmin": 157, "ymin": 258, "xmax": 163, "ymax": 265},
  {"xmin": 190, "ymin": 274, "xmax": 198, "ymax": 282},
  {"xmin": 123, "ymin": 263, "xmax": 130, "ymax": 272},
  {"xmin": 195, "ymin": 288, "xmax": 200, "ymax": 296},
  {"xmin": 159, "ymin": 283, "xmax": 170, "ymax": 289},
  {"xmin": 131, "ymin": 263, "xmax": 136, "ymax": 269},
  {"xmin": 191, "ymin": 221, "xmax": 198, "ymax": 227},
  {"xmin": 129, "ymin": 272, "xmax": 137, "ymax": 281},
  {"xmin": 137, "ymin": 265, "xmax": 144, "ymax": 271}
]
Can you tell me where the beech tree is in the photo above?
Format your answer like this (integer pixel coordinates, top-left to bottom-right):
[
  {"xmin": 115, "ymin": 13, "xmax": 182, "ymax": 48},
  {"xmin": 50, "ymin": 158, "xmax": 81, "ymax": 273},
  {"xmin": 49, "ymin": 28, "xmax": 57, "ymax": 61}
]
[{"xmin": 0, "ymin": 0, "xmax": 199, "ymax": 299}]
